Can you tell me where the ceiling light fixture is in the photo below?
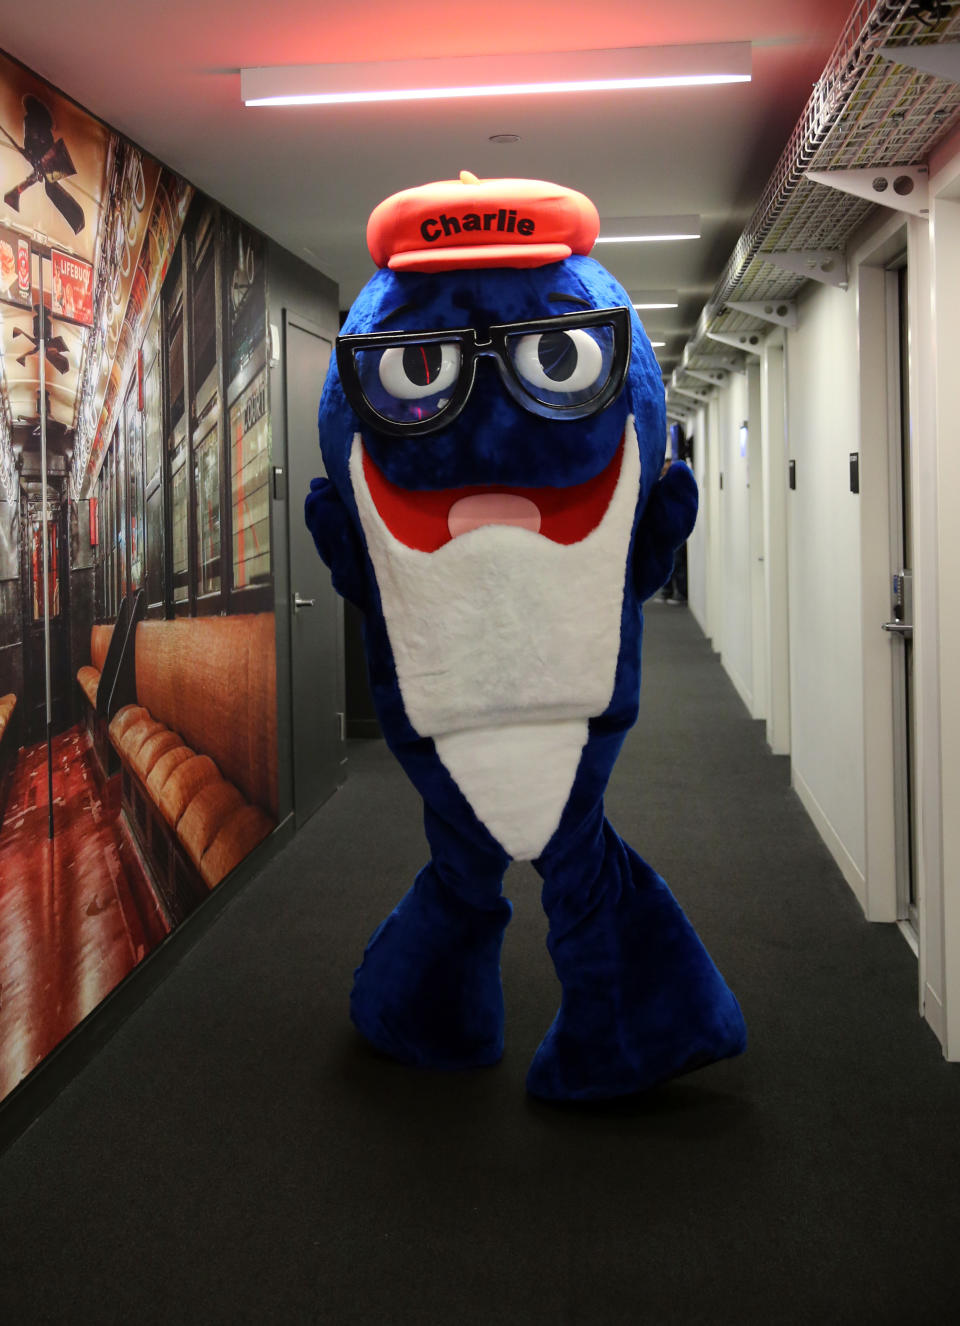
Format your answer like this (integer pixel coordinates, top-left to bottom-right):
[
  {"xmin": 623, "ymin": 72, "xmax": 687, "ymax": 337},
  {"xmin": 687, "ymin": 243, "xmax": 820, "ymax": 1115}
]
[
  {"xmin": 631, "ymin": 290, "xmax": 680, "ymax": 309},
  {"xmin": 241, "ymin": 43, "xmax": 751, "ymax": 107},
  {"xmin": 596, "ymin": 216, "xmax": 700, "ymax": 244}
]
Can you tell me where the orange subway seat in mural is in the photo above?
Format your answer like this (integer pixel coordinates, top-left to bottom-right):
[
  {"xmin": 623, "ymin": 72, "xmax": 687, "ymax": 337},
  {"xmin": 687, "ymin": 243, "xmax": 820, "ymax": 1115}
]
[
  {"xmin": 76, "ymin": 623, "xmax": 114, "ymax": 708},
  {"xmin": 118, "ymin": 717, "xmax": 166, "ymax": 763},
  {"xmin": 129, "ymin": 728, "xmax": 182, "ymax": 783},
  {"xmin": 0, "ymin": 692, "xmax": 16, "ymax": 806},
  {"xmin": 0, "ymin": 694, "xmax": 16, "ymax": 738},
  {"xmin": 199, "ymin": 804, "xmax": 275, "ymax": 889},
  {"xmin": 157, "ymin": 755, "xmax": 220, "ymax": 827},
  {"xmin": 109, "ymin": 705, "xmax": 149, "ymax": 744},
  {"xmin": 144, "ymin": 744, "xmax": 193, "ymax": 803},
  {"xmin": 178, "ymin": 781, "xmax": 245, "ymax": 871},
  {"xmin": 108, "ymin": 614, "xmax": 277, "ymax": 888}
]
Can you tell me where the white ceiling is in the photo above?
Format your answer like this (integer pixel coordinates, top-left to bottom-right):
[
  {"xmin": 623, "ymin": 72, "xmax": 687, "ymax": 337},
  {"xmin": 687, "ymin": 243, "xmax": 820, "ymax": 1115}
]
[{"xmin": 0, "ymin": 0, "xmax": 853, "ymax": 372}]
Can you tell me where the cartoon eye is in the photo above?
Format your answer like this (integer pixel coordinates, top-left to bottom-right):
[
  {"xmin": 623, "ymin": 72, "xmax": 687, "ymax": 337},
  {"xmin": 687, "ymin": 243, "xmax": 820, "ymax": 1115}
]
[
  {"xmin": 512, "ymin": 328, "xmax": 603, "ymax": 394},
  {"xmin": 378, "ymin": 343, "xmax": 460, "ymax": 400}
]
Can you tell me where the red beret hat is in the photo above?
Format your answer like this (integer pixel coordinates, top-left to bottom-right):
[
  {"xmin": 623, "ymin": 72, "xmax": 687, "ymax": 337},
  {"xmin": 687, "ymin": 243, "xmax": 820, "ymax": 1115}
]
[{"xmin": 367, "ymin": 170, "xmax": 600, "ymax": 273}]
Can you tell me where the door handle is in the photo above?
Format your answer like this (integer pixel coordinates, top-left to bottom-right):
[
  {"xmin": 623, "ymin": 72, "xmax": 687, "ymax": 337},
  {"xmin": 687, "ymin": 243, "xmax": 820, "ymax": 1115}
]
[
  {"xmin": 293, "ymin": 593, "xmax": 316, "ymax": 612},
  {"xmin": 882, "ymin": 621, "xmax": 913, "ymax": 637}
]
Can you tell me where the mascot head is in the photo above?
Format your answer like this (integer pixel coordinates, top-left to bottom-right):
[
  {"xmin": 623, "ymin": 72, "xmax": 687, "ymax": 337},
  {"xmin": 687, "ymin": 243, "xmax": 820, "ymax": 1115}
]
[{"xmin": 318, "ymin": 171, "xmax": 666, "ymax": 552}]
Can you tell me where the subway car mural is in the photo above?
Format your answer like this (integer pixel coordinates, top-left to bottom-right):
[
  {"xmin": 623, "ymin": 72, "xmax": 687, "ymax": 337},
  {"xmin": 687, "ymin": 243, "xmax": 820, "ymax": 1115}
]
[{"xmin": 0, "ymin": 51, "xmax": 282, "ymax": 1103}]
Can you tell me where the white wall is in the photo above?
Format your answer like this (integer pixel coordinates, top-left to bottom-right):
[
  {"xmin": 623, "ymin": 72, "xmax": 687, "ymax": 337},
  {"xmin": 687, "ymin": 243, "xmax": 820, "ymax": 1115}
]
[
  {"xmin": 698, "ymin": 396, "xmax": 723, "ymax": 646},
  {"xmin": 719, "ymin": 372, "xmax": 754, "ymax": 710},
  {"xmin": 786, "ymin": 281, "xmax": 866, "ymax": 895},
  {"xmin": 928, "ymin": 144, "xmax": 960, "ymax": 1056},
  {"xmin": 687, "ymin": 405, "xmax": 709, "ymax": 630},
  {"xmin": 690, "ymin": 285, "xmax": 866, "ymax": 896},
  {"xmin": 747, "ymin": 363, "xmax": 766, "ymax": 722},
  {"xmin": 909, "ymin": 208, "xmax": 944, "ymax": 1044},
  {"xmin": 760, "ymin": 339, "xmax": 790, "ymax": 754}
]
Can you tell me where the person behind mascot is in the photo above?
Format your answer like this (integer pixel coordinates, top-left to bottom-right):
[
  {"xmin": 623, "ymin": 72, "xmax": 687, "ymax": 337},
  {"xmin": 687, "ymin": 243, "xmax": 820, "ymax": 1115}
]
[{"xmin": 306, "ymin": 170, "xmax": 746, "ymax": 1101}]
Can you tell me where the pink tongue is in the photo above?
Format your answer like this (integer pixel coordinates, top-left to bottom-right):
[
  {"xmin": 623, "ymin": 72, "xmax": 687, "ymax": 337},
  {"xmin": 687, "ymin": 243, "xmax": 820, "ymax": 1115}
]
[{"xmin": 447, "ymin": 493, "xmax": 542, "ymax": 539}]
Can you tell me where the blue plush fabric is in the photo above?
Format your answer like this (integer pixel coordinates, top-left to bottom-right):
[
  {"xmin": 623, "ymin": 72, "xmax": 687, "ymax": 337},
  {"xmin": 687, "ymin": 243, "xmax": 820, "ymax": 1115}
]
[
  {"xmin": 305, "ymin": 245, "xmax": 746, "ymax": 1101},
  {"xmin": 318, "ymin": 259, "xmax": 652, "ymax": 495},
  {"xmin": 350, "ymin": 805, "xmax": 511, "ymax": 1068},
  {"xmin": 532, "ymin": 810, "xmax": 746, "ymax": 1100}
]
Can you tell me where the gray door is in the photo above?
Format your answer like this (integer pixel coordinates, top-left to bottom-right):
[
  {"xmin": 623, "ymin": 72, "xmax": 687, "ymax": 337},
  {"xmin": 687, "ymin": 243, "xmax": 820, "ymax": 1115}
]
[{"xmin": 285, "ymin": 313, "xmax": 345, "ymax": 826}]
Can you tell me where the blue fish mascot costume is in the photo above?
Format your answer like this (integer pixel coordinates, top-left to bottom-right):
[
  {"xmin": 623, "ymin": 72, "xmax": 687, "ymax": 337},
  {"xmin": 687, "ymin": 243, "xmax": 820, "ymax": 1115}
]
[{"xmin": 306, "ymin": 171, "xmax": 746, "ymax": 1101}]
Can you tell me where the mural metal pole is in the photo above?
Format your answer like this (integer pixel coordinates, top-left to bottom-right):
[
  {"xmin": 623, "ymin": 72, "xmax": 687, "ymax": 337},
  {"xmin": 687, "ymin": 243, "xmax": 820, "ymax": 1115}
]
[{"xmin": 38, "ymin": 258, "xmax": 54, "ymax": 840}]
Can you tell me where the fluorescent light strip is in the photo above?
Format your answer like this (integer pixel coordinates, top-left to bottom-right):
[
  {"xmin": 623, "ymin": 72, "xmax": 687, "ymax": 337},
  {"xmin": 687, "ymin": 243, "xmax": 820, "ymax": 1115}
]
[
  {"xmin": 651, "ymin": 341, "xmax": 667, "ymax": 348},
  {"xmin": 242, "ymin": 43, "xmax": 751, "ymax": 107},
  {"xmin": 246, "ymin": 74, "xmax": 748, "ymax": 107},
  {"xmin": 597, "ymin": 215, "xmax": 700, "ymax": 243},
  {"xmin": 631, "ymin": 290, "xmax": 680, "ymax": 310},
  {"xmin": 597, "ymin": 232, "xmax": 700, "ymax": 243}
]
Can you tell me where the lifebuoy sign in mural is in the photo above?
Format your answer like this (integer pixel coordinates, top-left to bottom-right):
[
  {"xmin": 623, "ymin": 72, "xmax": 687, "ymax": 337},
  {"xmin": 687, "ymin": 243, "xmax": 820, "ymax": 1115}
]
[{"xmin": 50, "ymin": 248, "xmax": 93, "ymax": 326}]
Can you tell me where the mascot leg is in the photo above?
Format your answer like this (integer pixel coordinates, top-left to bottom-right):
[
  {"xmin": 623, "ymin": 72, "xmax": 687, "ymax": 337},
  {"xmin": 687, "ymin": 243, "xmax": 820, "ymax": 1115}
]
[
  {"xmin": 350, "ymin": 805, "xmax": 512, "ymax": 1069},
  {"xmin": 528, "ymin": 811, "xmax": 746, "ymax": 1101}
]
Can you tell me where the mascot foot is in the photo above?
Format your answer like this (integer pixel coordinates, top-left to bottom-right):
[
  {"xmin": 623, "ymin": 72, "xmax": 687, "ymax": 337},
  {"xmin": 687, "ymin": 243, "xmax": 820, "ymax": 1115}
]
[
  {"xmin": 351, "ymin": 864, "xmax": 512, "ymax": 1070},
  {"xmin": 528, "ymin": 830, "xmax": 746, "ymax": 1101}
]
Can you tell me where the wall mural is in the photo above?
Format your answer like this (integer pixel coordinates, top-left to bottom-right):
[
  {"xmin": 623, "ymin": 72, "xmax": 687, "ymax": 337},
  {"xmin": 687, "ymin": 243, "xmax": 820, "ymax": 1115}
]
[{"xmin": 0, "ymin": 51, "xmax": 278, "ymax": 1104}]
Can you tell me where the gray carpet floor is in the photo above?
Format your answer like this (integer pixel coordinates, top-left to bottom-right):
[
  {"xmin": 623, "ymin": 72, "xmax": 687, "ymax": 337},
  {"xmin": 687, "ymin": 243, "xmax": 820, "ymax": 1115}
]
[{"xmin": 1, "ymin": 604, "xmax": 957, "ymax": 1325}]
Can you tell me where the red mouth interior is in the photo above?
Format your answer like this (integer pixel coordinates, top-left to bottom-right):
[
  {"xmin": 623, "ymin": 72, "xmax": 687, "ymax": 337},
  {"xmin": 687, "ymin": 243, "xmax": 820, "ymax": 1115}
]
[{"xmin": 362, "ymin": 436, "xmax": 625, "ymax": 552}]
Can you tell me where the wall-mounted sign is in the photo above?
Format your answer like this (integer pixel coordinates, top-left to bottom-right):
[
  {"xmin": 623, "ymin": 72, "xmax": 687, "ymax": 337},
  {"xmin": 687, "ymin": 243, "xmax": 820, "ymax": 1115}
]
[
  {"xmin": 849, "ymin": 452, "xmax": 860, "ymax": 495},
  {"xmin": 0, "ymin": 223, "xmax": 32, "ymax": 309},
  {"xmin": 50, "ymin": 248, "xmax": 94, "ymax": 326}
]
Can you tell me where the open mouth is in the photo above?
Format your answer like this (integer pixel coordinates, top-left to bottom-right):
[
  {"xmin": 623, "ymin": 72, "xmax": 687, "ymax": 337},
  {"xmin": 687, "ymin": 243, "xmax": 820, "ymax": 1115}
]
[{"xmin": 361, "ymin": 434, "xmax": 625, "ymax": 552}]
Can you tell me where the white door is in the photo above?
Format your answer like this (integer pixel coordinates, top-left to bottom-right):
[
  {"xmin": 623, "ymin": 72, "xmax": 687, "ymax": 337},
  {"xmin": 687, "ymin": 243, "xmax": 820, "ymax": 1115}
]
[{"xmin": 884, "ymin": 262, "xmax": 918, "ymax": 933}]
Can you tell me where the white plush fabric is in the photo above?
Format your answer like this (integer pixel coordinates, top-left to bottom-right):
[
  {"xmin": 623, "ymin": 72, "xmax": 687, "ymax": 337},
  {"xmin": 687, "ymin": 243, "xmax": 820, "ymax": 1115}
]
[
  {"xmin": 350, "ymin": 418, "xmax": 641, "ymax": 859},
  {"xmin": 433, "ymin": 720, "xmax": 588, "ymax": 862}
]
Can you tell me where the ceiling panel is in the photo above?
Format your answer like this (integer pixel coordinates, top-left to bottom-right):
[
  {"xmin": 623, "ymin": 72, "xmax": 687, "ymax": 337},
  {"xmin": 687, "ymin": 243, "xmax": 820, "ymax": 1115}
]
[{"xmin": 0, "ymin": 0, "xmax": 853, "ymax": 372}]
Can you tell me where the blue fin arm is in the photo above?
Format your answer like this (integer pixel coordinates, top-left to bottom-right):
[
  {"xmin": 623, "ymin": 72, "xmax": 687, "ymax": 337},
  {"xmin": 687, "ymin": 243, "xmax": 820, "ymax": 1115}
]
[
  {"xmin": 632, "ymin": 461, "xmax": 699, "ymax": 603},
  {"xmin": 304, "ymin": 477, "xmax": 368, "ymax": 612}
]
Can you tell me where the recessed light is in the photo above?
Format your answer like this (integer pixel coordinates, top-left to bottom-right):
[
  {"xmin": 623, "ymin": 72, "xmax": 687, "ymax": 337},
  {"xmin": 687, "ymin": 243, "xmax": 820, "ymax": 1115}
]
[{"xmin": 489, "ymin": 133, "xmax": 521, "ymax": 143}]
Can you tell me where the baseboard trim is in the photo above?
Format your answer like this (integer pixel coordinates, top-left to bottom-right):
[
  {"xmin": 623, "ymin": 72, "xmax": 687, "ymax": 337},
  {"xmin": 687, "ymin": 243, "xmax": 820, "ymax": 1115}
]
[
  {"xmin": 897, "ymin": 919, "xmax": 920, "ymax": 958},
  {"xmin": 722, "ymin": 655, "xmax": 754, "ymax": 717},
  {"xmin": 688, "ymin": 597, "xmax": 707, "ymax": 637},
  {"xmin": 924, "ymin": 981, "xmax": 947, "ymax": 1050},
  {"xmin": 792, "ymin": 766, "xmax": 867, "ymax": 911}
]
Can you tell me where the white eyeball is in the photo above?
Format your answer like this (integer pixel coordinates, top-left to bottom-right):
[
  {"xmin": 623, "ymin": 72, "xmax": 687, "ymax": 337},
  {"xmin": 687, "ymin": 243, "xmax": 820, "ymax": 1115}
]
[
  {"xmin": 512, "ymin": 329, "xmax": 603, "ymax": 394},
  {"xmin": 377, "ymin": 343, "xmax": 460, "ymax": 400}
]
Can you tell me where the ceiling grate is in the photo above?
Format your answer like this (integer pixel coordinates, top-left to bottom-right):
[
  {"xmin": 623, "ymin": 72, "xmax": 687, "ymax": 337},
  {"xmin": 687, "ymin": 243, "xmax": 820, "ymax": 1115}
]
[{"xmin": 672, "ymin": 0, "xmax": 960, "ymax": 389}]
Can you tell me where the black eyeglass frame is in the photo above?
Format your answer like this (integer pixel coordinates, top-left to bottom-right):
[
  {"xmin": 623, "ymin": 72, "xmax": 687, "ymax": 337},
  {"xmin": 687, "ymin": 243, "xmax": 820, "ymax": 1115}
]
[{"xmin": 335, "ymin": 305, "xmax": 632, "ymax": 437}]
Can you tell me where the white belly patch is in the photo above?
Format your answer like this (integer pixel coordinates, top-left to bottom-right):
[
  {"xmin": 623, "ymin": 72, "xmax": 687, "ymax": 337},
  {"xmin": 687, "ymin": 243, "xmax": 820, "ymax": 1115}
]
[
  {"xmin": 351, "ymin": 420, "xmax": 641, "ymax": 860},
  {"xmin": 434, "ymin": 720, "xmax": 589, "ymax": 864}
]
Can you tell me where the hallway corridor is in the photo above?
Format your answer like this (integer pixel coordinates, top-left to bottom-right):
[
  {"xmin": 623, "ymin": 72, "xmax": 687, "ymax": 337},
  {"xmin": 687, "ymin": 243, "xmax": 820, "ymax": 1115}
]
[{"xmin": 0, "ymin": 606, "xmax": 957, "ymax": 1324}]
